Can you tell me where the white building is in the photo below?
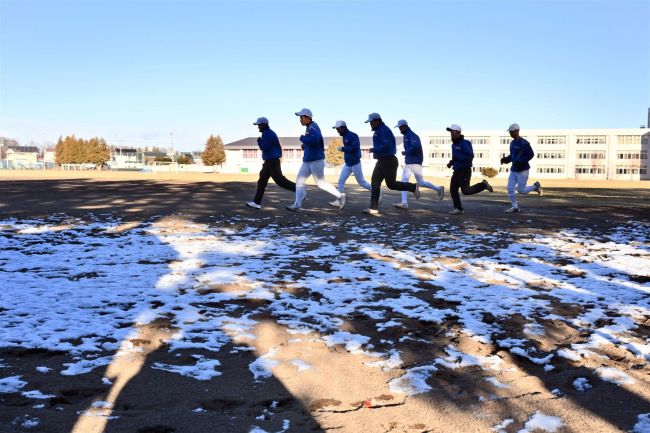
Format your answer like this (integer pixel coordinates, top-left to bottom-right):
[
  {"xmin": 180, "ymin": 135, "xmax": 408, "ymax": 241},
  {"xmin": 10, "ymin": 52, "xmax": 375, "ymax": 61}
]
[{"xmin": 225, "ymin": 128, "xmax": 649, "ymax": 181}]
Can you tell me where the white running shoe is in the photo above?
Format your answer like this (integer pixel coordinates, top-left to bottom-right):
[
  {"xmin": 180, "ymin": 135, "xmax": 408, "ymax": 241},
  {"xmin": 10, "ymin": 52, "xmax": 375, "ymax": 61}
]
[
  {"xmin": 329, "ymin": 199, "xmax": 341, "ymax": 207},
  {"xmin": 437, "ymin": 186, "xmax": 445, "ymax": 201},
  {"xmin": 505, "ymin": 206, "xmax": 521, "ymax": 213},
  {"xmin": 413, "ymin": 183, "xmax": 421, "ymax": 199},
  {"xmin": 448, "ymin": 208, "xmax": 464, "ymax": 214},
  {"xmin": 285, "ymin": 204, "xmax": 301, "ymax": 212},
  {"xmin": 393, "ymin": 202, "xmax": 408, "ymax": 209},
  {"xmin": 339, "ymin": 193, "xmax": 347, "ymax": 210},
  {"xmin": 362, "ymin": 208, "xmax": 380, "ymax": 216},
  {"xmin": 246, "ymin": 201, "xmax": 261, "ymax": 209},
  {"xmin": 534, "ymin": 181, "xmax": 543, "ymax": 197}
]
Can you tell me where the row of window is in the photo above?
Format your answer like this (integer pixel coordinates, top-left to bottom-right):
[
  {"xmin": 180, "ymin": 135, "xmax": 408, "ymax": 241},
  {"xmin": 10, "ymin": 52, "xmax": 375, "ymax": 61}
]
[{"xmin": 429, "ymin": 135, "xmax": 647, "ymax": 146}]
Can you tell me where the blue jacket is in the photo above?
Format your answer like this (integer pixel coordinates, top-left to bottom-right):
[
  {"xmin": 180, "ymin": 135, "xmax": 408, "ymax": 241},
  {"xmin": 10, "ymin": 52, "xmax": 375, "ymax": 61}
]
[
  {"xmin": 402, "ymin": 129, "xmax": 423, "ymax": 165},
  {"xmin": 451, "ymin": 136, "xmax": 474, "ymax": 170},
  {"xmin": 300, "ymin": 122, "xmax": 325, "ymax": 162},
  {"xmin": 505, "ymin": 138, "xmax": 535, "ymax": 172},
  {"xmin": 341, "ymin": 130, "xmax": 362, "ymax": 166},
  {"xmin": 371, "ymin": 124, "xmax": 396, "ymax": 159},
  {"xmin": 256, "ymin": 128, "xmax": 282, "ymax": 161}
]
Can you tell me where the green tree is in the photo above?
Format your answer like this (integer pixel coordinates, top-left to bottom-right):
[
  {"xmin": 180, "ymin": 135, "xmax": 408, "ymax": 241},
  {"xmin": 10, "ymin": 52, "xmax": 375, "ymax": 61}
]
[
  {"xmin": 325, "ymin": 137, "xmax": 344, "ymax": 166},
  {"xmin": 177, "ymin": 154, "xmax": 193, "ymax": 165},
  {"xmin": 202, "ymin": 134, "xmax": 226, "ymax": 166}
]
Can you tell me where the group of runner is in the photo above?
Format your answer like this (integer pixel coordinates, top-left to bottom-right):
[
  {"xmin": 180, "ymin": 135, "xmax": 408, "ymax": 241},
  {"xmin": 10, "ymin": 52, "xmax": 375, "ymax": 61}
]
[{"xmin": 245, "ymin": 109, "xmax": 542, "ymax": 215}]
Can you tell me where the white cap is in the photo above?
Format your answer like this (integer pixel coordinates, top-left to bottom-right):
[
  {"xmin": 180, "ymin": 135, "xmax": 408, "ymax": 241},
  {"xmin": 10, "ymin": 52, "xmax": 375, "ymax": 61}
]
[
  {"xmin": 507, "ymin": 123, "xmax": 520, "ymax": 132},
  {"xmin": 332, "ymin": 120, "xmax": 347, "ymax": 129},
  {"xmin": 395, "ymin": 119, "xmax": 408, "ymax": 128},
  {"xmin": 295, "ymin": 108, "xmax": 313, "ymax": 118},
  {"xmin": 446, "ymin": 124, "xmax": 462, "ymax": 132},
  {"xmin": 253, "ymin": 117, "xmax": 269, "ymax": 125},
  {"xmin": 364, "ymin": 113, "xmax": 382, "ymax": 123}
]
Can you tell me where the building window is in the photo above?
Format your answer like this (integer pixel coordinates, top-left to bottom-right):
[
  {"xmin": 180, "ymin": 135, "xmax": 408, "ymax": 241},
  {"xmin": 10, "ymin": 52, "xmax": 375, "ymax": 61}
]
[
  {"xmin": 431, "ymin": 164, "xmax": 449, "ymax": 172},
  {"xmin": 243, "ymin": 149, "xmax": 258, "ymax": 159},
  {"xmin": 283, "ymin": 149, "xmax": 294, "ymax": 159},
  {"xmin": 537, "ymin": 151, "xmax": 566, "ymax": 159},
  {"xmin": 361, "ymin": 149, "xmax": 372, "ymax": 159},
  {"xmin": 429, "ymin": 137, "xmax": 448, "ymax": 145},
  {"xmin": 538, "ymin": 136, "xmax": 567, "ymax": 145},
  {"xmin": 500, "ymin": 137, "xmax": 512, "ymax": 145},
  {"xmin": 537, "ymin": 166, "xmax": 565, "ymax": 174},
  {"xmin": 576, "ymin": 151, "xmax": 605, "ymax": 159},
  {"xmin": 474, "ymin": 151, "xmax": 490, "ymax": 159},
  {"xmin": 575, "ymin": 166, "xmax": 605, "ymax": 174},
  {"xmin": 576, "ymin": 136, "xmax": 606, "ymax": 145},
  {"xmin": 430, "ymin": 151, "xmax": 452, "ymax": 159},
  {"xmin": 617, "ymin": 135, "xmax": 642, "ymax": 145},
  {"xmin": 617, "ymin": 151, "xmax": 647, "ymax": 160},
  {"xmin": 466, "ymin": 136, "xmax": 490, "ymax": 145},
  {"xmin": 616, "ymin": 166, "xmax": 644, "ymax": 175}
]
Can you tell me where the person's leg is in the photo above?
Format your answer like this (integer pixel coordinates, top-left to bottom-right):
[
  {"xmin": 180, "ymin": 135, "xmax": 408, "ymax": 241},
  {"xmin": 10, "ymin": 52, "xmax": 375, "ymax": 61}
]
[
  {"xmin": 253, "ymin": 160, "xmax": 271, "ymax": 205},
  {"xmin": 351, "ymin": 163, "xmax": 372, "ymax": 190},
  {"xmin": 369, "ymin": 161, "xmax": 383, "ymax": 210},
  {"xmin": 411, "ymin": 164, "xmax": 442, "ymax": 192},
  {"xmin": 515, "ymin": 170, "xmax": 536, "ymax": 195},
  {"xmin": 460, "ymin": 169, "xmax": 487, "ymax": 195},
  {"xmin": 310, "ymin": 160, "xmax": 342, "ymax": 199},
  {"xmin": 507, "ymin": 170, "xmax": 519, "ymax": 208},
  {"xmin": 337, "ymin": 164, "xmax": 353, "ymax": 193},
  {"xmin": 399, "ymin": 165, "xmax": 412, "ymax": 204},
  {"xmin": 383, "ymin": 156, "xmax": 416, "ymax": 192},
  {"xmin": 292, "ymin": 162, "xmax": 311, "ymax": 207},
  {"xmin": 449, "ymin": 170, "xmax": 463, "ymax": 210},
  {"xmin": 268, "ymin": 158, "xmax": 296, "ymax": 192}
]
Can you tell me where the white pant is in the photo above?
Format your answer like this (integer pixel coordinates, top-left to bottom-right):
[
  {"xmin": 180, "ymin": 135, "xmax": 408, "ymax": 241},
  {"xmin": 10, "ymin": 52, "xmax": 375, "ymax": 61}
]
[
  {"xmin": 400, "ymin": 164, "xmax": 441, "ymax": 203},
  {"xmin": 337, "ymin": 163, "xmax": 372, "ymax": 193},
  {"xmin": 507, "ymin": 170, "xmax": 536, "ymax": 207},
  {"xmin": 293, "ymin": 159, "xmax": 341, "ymax": 206}
]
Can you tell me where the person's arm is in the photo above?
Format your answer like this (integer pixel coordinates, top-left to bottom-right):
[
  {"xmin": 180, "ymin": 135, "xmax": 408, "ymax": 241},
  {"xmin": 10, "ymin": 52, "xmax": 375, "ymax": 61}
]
[
  {"xmin": 374, "ymin": 127, "xmax": 393, "ymax": 154},
  {"xmin": 454, "ymin": 140, "xmax": 474, "ymax": 161},
  {"xmin": 257, "ymin": 130, "xmax": 273, "ymax": 151},
  {"xmin": 300, "ymin": 124, "xmax": 322, "ymax": 148}
]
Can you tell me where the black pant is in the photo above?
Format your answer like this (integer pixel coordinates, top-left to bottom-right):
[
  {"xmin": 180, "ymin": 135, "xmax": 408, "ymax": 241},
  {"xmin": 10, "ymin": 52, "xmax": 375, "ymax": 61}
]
[
  {"xmin": 450, "ymin": 167, "xmax": 486, "ymax": 210},
  {"xmin": 253, "ymin": 158, "xmax": 296, "ymax": 204},
  {"xmin": 370, "ymin": 155, "xmax": 416, "ymax": 209}
]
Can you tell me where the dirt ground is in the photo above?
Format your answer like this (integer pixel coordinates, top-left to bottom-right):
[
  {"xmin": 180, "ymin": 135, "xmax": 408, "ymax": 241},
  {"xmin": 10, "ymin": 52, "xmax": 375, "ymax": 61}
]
[{"xmin": 0, "ymin": 171, "xmax": 649, "ymax": 433}]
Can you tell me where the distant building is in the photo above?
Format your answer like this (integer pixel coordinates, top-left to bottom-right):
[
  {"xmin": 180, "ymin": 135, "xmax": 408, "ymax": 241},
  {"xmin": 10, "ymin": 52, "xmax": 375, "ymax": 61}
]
[
  {"xmin": 224, "ymin": 128, "xmax": 649, "ymax": 181},
  {"xmin": 110, "ymin": 147, "xmax": 140, "ymax": 169},
  {"xmin": 5, "ymin": 146, "xmax": 39, "ymax": 168}
]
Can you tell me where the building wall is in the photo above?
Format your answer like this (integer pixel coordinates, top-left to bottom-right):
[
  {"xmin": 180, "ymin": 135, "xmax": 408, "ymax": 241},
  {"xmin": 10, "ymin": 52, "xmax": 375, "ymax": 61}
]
[
  {"xmin": 6, "ymin": 150, "xmax": 38, "ymax": 167},
  {"xmin": 420, "ymin": 128, "xmax": 649, "ymax": 181}
]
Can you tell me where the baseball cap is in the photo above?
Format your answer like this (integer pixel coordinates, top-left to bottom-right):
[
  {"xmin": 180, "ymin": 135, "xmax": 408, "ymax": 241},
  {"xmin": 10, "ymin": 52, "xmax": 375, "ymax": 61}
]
[
  {"xmin": 332, "ymin": 120, "xmax": 347, "ymax": 129},
  {"xmin": 507, "ymin": 123, "xmax": 520, "ymax": 132},
  {"xmin": 446, "ymin": 124, "xmax": 462, "ymax": 132},
  {"xmin": 395, "ymin": 119, "xmax": 408, "ymax": 128},
  {"xmin": 253, "ymin": 117, "xmax": 269, "ymax": 125},
  {"xmin": 295, "ymin": 108, "xmax": 313, "ymax": 118},
  {"xmin": 364, "ymin": 113, "xmax": 382, "ymax": 123}
]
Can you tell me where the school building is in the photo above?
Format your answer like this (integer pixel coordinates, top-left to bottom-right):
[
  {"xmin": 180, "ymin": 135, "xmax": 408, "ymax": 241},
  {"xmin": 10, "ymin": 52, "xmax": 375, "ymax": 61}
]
[{"xmin": 224, "ymin": 128, "xmax": 649, "ymax": 181}]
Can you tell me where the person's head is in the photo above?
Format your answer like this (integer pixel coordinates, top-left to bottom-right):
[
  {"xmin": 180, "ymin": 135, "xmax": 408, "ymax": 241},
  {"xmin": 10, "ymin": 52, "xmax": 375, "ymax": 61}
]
[
  {"xmin": 508, "ymin": 123, "xmax": 520, "ymax": 139},
  {"xmin": 332, "ymin": 120, "xmax": 348, "ymax": 136},
  {"xmin": 364, "ymin": 113, "xmax": 382, "ymax": 131},
  {"xmin": 395, "ymin": 119, "xmax": 409, "ymax": 135},
  {"xmin": 295, "ymin": 108, "xmax": 313, "ymax": 126},
  {"xmin": 446, "ymin": 124, "xmax": 462, "ymax": 140},
  {"xmin": 253, "ymin": 117, "xmax": 269, "ymax": 132}
]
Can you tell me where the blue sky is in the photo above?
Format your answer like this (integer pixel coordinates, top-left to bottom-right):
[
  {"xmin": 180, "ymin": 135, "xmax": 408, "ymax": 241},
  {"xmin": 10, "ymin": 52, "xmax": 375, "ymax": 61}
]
[{"xmin": 1, "ymin": 0, "xmax": 649, "ymax": 151}]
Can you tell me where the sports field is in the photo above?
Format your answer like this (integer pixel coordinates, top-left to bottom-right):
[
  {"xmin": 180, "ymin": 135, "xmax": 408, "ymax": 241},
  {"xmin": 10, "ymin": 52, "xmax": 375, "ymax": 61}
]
[{"xmin": 1, "ymin": 171, "xmax": 649, "ymax": 433}]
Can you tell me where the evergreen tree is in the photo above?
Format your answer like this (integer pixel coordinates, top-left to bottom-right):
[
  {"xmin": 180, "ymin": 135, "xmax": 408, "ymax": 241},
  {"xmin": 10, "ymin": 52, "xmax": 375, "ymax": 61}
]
[
  {"xmin": 325, "ymin": 137, "xmax": 344, "ymax": 166},
  {"xmin": 202, "ymin": 134, "xmax": 226, "ymax": 166}
]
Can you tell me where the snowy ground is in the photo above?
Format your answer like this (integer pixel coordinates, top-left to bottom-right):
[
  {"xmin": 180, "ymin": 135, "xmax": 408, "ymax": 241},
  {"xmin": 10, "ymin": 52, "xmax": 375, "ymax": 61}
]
[{"xmin": 1, "ymin": 209, "xmax": 649, "ymax": 433}]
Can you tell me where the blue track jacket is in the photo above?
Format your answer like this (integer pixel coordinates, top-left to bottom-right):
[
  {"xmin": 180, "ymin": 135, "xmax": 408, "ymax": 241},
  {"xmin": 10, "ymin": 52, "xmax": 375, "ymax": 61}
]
[
  {"xmin": 300, "ymin": 122, "xmax": 325, "ymax": 162},
  {"xmin": 451, "ymin": 136, "xmax": 474, "ymax": 170},
  {"xmin": 342, "ymin": 130, "xmax": 362, "ymax": 167},
  {"xmin": 402, "ymin": 129, "xmax": 424, "ymax": 165},
  {"xmin": 372, "ymin": 124, "xmax": 397, "ymax": 159},
  {"xmin": 504, "ymin": 138, "xmax": 535, "ymax": 172},
  {"xmin": 256, "ymin": 128, "xmax": 282, "ymax": 161}
]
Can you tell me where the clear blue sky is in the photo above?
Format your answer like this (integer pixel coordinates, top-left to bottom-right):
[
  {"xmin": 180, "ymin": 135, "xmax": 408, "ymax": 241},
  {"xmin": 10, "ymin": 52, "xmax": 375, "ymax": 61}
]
[{"xmin": 1, "ymin": 0, "xmax": 649, "ymax": 151}]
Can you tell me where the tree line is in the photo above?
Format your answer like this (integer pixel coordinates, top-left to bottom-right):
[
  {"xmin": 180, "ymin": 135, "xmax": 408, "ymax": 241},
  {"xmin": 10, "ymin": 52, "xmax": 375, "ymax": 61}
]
[{"xmin": 55, "ymin": 136, "xmax": 111, "ymax": 166}]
